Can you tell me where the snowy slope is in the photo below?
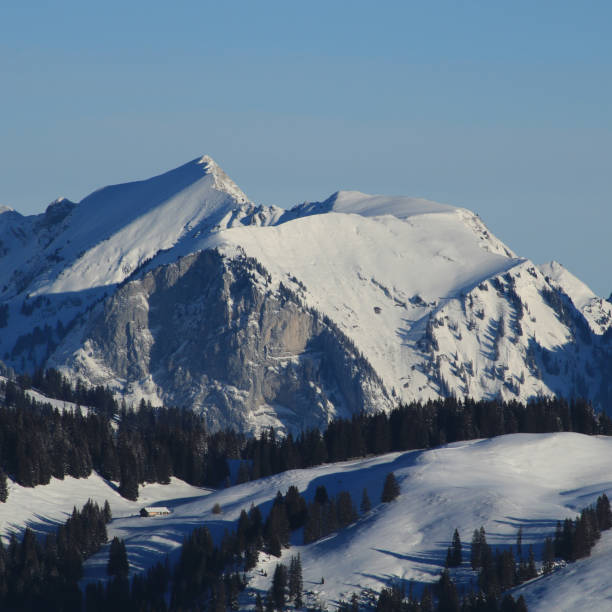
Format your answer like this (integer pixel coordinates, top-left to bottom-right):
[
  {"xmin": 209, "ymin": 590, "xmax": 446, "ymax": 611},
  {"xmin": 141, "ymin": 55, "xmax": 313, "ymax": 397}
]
[
  {"xmin": 0, "ymin": 156, "xmax": 284, "ymax": 368},
  {"xmin": 514, "ymin": 529, "xmax": 612, "ymax": 611},
  {"xmin": 538, "ymin": 260, "xmax": 612, "ymax": 335},
  {"xmin": 208, "ymin": 206, "xmax": 523, "ymax": 403},
  {"xmin": 0, "ymin": 474, "xmax": 209, "ymax": 543},
  {"xmin": 4, "ymin": 432, "xmax": 611, "ymax": 609},
  {"xmin": 3, "ymin": 155, "xmax": 612, "ymax": 428}
]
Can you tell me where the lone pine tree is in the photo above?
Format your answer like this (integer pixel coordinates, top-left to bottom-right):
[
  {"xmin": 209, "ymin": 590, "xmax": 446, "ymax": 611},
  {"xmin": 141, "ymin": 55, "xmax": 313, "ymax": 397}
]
[
  {"xmin": 446, "ymin": 529, "xmax": 462, "ymax": 567},
  {"xmin": 381, "ymin": 472, "xmax": 400, "ymax": 502},
  {"xmin": 288, "ymin": 553, "xmax": 303, "ymax": 608},
  {"xmin": 360, "ymin": 487, "xmax": 372, "ymax": 513},
  {"xmin": 107, "ymin": 536, "xmax": 129, "ymax": 579}
]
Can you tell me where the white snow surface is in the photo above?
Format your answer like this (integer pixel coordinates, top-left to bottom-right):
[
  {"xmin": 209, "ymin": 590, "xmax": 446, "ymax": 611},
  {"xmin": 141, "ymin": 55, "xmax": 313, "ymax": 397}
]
[
  {"xmin": 206, "ymin": 206, "xmax": 523, "ymax": 401},
  {"xmin": 4, "ymin": 432, "xmax": 612, "ymax": 609},
  {"xmin": 539, "ymin": 260, "xmax": 612, "ymax": 335},
  {"xmin": 3, "ymin": 154, "xmax": 612, "ymax": 417}
]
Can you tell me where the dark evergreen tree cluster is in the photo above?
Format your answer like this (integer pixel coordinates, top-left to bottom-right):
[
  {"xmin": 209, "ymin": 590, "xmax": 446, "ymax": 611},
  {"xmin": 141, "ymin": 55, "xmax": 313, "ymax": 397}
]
[
  {"xmin": 0, "ymin": 499, "xmax": 110, "ymax": 611},
  {"xmin": 17, "ymin": 368, "xmax": 119, "ymax": 418},
  {"xmin": 87, "ymin": 515, "xmax": 252, "ymax": 610},
  {"xmin": 238, "ymin": 395, "xmax": 612, "ymax": 484},
  {"xmin": 86, "ymin": 557, "xmax": 172, "ymax": 612},
  {"xmin": 0, "ymin": 380, "xmax": 236, "ymax": 499},
  {"xmin": 3, "ymin": 369, "xmax": 612, "ymax": 505},
  {"xmin": 107, "ymin": 537, "xmax": 129, "ymax": 579},
  {"xmin": 552, "ymin": 493, "xmax": 612, "ymax": 562},
  {"xmin": 445, "ymin": 529, "xmax": 462, "ymax": 568},
  {"xmin": 303, "ymin": 485, "xmax": 358, "ymax": 544},
  {"xmin": 363, "ymin": 575, "xmax": 529, "ymax": 612},
  {"xmin": 381, "ymin": 472, "xmax": 400, "ymax": 502},
  {"xmin": 264, "ymin": 554, "xmax": 303, "ymax": 611}
]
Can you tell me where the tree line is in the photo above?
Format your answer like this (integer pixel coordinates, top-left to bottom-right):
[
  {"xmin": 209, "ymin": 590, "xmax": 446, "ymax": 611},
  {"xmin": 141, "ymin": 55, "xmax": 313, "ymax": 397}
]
[
  {"xmin": 0, "ymin": 499, "xmax": 111, "ymax": 611},
  {"xmin": 3, "ymin": 370, "xmax": 612, "ymax": 503},
  {"xmin": 358, "ymin": 493, "xmax": 612, "ymax": 612}
]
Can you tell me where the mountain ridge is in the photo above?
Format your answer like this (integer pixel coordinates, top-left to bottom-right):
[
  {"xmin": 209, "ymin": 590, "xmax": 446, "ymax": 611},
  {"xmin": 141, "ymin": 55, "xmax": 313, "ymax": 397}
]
[{"xmin": 2, "ymin": 155, "xmax": 612, "ymax": 432}]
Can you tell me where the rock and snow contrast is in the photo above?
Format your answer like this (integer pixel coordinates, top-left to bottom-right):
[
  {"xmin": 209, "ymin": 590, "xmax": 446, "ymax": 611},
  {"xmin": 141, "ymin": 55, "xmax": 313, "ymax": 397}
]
[
  {"xmin": 1, "ymin": 155, "xmax": 612, "ymax": 433},
  {"xmin": 4, "ymin": 155, "xmax": 612, "ymax": 610}
]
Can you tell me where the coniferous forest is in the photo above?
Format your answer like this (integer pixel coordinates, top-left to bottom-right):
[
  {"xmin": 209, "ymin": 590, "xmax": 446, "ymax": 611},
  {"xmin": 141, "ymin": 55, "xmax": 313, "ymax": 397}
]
[
  {"xmin": 3, "ymin": 369, "xmax": 612, "ymax": 609},
  {"xmin": 1, "ymin": 369, "xmax": 612, "ymax": 504}
]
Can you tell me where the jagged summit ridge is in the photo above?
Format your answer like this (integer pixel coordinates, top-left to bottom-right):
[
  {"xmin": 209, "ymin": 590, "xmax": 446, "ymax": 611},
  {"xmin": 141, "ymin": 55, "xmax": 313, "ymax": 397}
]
[
  {"xmin": 1, "ymin": 154, "xmax": 612, "ymax": 433},
  {"xmin": 196, "ymin": 155, "xmax": 250, "ymax": 203}
]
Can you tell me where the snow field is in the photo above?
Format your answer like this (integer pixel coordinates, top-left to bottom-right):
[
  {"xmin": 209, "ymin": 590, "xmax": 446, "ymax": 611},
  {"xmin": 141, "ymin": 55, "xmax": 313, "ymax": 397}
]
[{"xmin": 4, "ymin": 432, "xmax": 612, "ymax": 609}]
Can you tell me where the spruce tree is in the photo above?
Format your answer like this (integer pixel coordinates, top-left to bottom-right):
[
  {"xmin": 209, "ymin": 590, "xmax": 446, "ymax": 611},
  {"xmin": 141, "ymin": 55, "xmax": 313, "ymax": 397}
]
[
  {"xmin": 103, "ymin": 500, "xmax": 112, "ymax": 523},
  {"xmin": 118, "ymin": 455, "xmax": 139, "ymax": 501},
  {"xmin": 271, "ymin": 563, "xmax": 288, "ymax": 610},
  {"xmin": 0, "ymin": 468, "xmax": 7, "ymax": 503},
  {"xmin": 337, "ymin": 491, "xmax": 357, "ymax": 528},
  {"xmin": 470, "ymin": 527, "xmax": 486, "ymax": 570},
  {"xmin": 597, "ymin": 493, "xmax": 612, "ymax": 531},
  {"xmin": 542, "ymin": 536, "xmax": 555, "ymax": 574},
  {"xmin": 360, "ymin": 488, "xmax": 371, "ymax": 514},
  {"xmin": 288, "ymin": 553, "xmax": 303, "ymax": 608},
  {"xmin": 107, "ymin": 537, "xmax": 129, "ymax": 579},
  {"xmin": 527, "ymin": 544, "xmax": 537, "ymax": 579},
  {"xmin": 314, "ymin": 485, "xmax": 329, "ymax": 505},
  {"xmin": 450, "ymin": 528, "xmax": 462, "ymax": 567},
  {"xmin": 516, "ymin": 526, "xmax": 523, "ymax": 559},
  {"xmin": 381, "ymin": 472, "xmax": 400, "ymax": 502},
  {"xmin": 516, "ymin": 595, "xmax": 528, "ymax": 612},
  {"xmin": 436, "ymin": 568, "xmax": 459, "ymax": 612}
]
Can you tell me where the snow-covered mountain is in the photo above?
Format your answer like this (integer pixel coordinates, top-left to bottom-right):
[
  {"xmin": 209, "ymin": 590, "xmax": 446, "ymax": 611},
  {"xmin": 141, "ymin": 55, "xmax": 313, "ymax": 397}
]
[{"xmin": 2, "ymin": 156, "xmax": 612, "ymax": 432}]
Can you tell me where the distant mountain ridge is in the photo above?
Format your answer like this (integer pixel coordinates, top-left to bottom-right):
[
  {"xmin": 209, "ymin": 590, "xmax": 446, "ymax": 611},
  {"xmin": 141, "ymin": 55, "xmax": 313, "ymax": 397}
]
[{"xmin": 2, "ymin": 156, "xmax": 612, "ymax": 432}]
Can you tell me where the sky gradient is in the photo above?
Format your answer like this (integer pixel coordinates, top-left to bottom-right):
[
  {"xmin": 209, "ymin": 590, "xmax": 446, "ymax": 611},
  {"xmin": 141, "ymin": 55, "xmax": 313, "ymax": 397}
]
[{"xmin": 1, "ymin": 1, "xmax": 610, "ymax": 294}]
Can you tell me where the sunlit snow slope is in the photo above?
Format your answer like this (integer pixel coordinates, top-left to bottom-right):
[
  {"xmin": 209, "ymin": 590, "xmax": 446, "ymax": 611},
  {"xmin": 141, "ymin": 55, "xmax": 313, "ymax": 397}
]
[
  {"xmin": 4, "ymin": 432, "xmax": 611, "ymax": 610},
  {"xmin": 2, "ymin": 155, "xmax": 612, "ymax": 431}
]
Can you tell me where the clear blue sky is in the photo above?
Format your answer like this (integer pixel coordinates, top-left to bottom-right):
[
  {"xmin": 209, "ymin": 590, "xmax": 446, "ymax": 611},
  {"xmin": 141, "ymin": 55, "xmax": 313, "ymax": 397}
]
[{"xmin": 1, "ymin": 1, "xmax": 610, "ymax": 295}]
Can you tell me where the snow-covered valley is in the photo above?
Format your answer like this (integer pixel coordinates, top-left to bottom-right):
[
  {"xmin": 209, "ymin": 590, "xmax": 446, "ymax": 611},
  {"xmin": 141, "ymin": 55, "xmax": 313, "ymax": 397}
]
[{"xmin": 2, "ymin": 432, "xmax": 611, "ymax": 610}]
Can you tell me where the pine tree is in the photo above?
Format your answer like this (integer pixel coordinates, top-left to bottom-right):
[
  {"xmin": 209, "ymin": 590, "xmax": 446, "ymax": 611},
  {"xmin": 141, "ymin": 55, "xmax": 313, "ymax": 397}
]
[
  {"xmin": 285, "ymin": 485, "xmax": 308, "ymax": 530},
  {"xmin": 337, "ymin": 491, "xmax": 358, "ymax": 528},
  {"xmin": 470, "ymin": 527, "xmax": 486, "ymax": 570},
  {"xmin": 436, "ymin": 568, "xmax": 459, "ymax": 612},
  {"xmin": 0, "ymin": 468, "xmax": 7, "ymax": 503},
  {"xmin": 381, "ymin": 472, "xmax": 400, "ymax": 502},
  {"xmin": 450, "ymin": 528, "xmax": 462, "ymax": 566},
  {"xmin": 542, "ymin": 536, "xmax": 555, "ymax": 574},
  {"xmin": 236, "ymin": 461, "xmax": 251, "ymax": 484},
  {"xmin": 420, "ymin": 586, "xmax": 434, "ymax": 612},
  {"xmin": 314, "ymin": 485, "xmax": 329, "ymax": 505},
  {"xmin": 527, "ymin": 544, "xmax": 537, "ymax": 579},
  {"xmin": 596, "ymin": 493, "xmax": 612, "ymax": 531},
  {"xmin": 360, "ymin": 488, "xmax": 371, "ymax": 514},
  {"xmin": 103, "ymin": 500, "xmax": 112, "ymax": 523},
  {"xmin": 271, "ymin": 563, "xmax": 288, "ymax": 610},
  {"xmin": 107, "ymin": 537, "xmax": 129, "ymax": 579},
  {"xmin": 118, "ymin": 453, "xmax": 139, "ymax": 501},
  {"xmin": 516, "ymin": 595, "xmax": 528, "ymax": 612},
  {"xmin": 288, "ymin": 553, "xmax": 303, "ymax": 608},
  {"xmin": 516, "ymin": 526, "xmax": 523, "ymax": 559},
  {"xmin": 500, "ymin": 594, "xmax": 519, "ymax": 612}
]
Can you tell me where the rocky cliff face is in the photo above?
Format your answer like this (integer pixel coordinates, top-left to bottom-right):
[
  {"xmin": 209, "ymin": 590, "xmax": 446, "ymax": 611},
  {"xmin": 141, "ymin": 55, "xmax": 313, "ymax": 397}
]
[
  {"xmin": 4, "ymin": 155, "xmax": 612, "ymax": 433},
  {"xmin": 49, "ymin": 249, "xmax": 390, "ymax": 433}
]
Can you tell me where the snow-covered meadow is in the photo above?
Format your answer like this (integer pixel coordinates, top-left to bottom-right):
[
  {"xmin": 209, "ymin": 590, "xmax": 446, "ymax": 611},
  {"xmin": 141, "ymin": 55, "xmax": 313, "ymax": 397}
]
[{"xmin": 3, "ymin": 431, "xmax": 611, "ymax": 610}]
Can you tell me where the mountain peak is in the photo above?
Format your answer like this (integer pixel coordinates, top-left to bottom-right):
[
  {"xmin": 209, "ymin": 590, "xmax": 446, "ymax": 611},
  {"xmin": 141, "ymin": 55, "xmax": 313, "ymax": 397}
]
[{"xmin": 195, "ymin": 155, "xmax": 249, "ymax": 203}]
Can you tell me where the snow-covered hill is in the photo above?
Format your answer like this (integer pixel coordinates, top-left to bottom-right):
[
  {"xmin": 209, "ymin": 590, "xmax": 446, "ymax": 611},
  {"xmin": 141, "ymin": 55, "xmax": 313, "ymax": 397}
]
[
  {"xmin": 2, "ymin": 156, "xmax": 612, "ymax": 431},
  {"xmin": 3, "ymin": 432, "xmax": 611, "ymax": 610}
]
